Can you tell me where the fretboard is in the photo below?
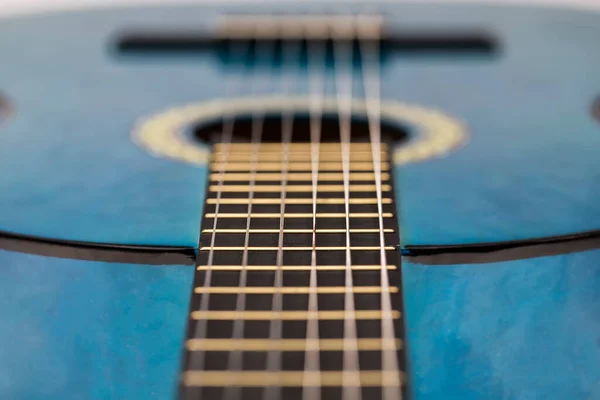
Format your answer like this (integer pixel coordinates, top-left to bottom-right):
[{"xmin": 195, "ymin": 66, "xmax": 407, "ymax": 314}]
[{"xmin": 180, "ymin": 142, "xmax": 406, "ymax": 400}]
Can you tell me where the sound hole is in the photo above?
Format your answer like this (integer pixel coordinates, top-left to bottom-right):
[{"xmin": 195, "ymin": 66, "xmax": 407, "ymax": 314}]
[{"xmin": 193, "ymin": 113, "xmax": 409, "ymax": 144}]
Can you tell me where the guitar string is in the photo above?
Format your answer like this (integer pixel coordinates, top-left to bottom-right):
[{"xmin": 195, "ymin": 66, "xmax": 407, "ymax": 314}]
[
  {"xmin": 302, "ymin": 21, "xmax": 326, "ymax": 400},
  {"xmin": 357, "ymin": 15, "xmax": 403, "ymax": 399},
  {"xmin": 187, "ymin": 39, "xmax": 249, "ymax": 377},
  {"xmin": 224, "ymin": 30, "xmax": 276, "ymax": 400},
  {"xmin": 263, "ymin": 32, "xmax": 302, "ymax": 400},
  {"xmin": 333, "ymin": 16, "xmax": 362, "ymax": 400}
]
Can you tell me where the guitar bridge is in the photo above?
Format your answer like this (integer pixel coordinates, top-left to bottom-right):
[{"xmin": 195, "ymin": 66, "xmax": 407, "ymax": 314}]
[{"xmin": 115, "ymin": 15, "xmax": 497, "ymax": 59}]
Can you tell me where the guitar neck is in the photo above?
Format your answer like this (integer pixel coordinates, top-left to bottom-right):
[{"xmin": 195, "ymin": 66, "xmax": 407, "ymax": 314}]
[{"xmin": 180, "ymin": 142, "xmax": 406, "ymax": 399}]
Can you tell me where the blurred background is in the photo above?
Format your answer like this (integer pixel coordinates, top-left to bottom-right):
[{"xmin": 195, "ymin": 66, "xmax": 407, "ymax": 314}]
[{"xmin": 2, "ymin": 0, "xmax": 600, "ymax": 17}]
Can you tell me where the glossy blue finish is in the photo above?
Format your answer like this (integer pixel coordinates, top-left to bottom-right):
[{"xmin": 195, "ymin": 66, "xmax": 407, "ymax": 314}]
[
  {"xmin": 0, "ymin": 9, "xmax": 220, "ymax": 247},
  {"xmin": 402, "ymin": 249, "xmax": 600, "ymax": 400},
  {"xmin": 0, "ymin": 250, "xmax": 194, "ymax": 400},
  {"xmin": 383, "ymin": 5, "xmax": 600, "ymax": 245},
  {"xmin": 0, "ymin": 3, "xmax": 599, "ymax": 247}
]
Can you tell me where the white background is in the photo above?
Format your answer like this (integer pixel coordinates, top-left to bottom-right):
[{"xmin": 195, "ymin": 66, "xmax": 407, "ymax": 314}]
[{"xmin": 1, "ymin": 0, "xmax": 600, "ymax": 17}]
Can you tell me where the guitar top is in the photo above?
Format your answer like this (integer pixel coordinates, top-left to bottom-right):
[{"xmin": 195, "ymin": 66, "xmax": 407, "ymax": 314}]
[{"xmin": 0, "ymin": 1, "xmax": 599, "ymax": 400}]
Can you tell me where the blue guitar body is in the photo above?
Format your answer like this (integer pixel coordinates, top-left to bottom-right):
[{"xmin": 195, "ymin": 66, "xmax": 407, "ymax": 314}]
[{"xmin": 0, "ymin": 2, "xmax": 598, "ymax": 399}]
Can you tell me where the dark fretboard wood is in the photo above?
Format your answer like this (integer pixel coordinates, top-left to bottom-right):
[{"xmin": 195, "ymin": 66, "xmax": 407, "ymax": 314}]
[{"xmin": 180, "ymin": 142, "xmax": 406, "ymax": 400}]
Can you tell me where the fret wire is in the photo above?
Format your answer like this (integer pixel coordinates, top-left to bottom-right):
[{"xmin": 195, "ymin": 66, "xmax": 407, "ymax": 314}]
[
  {"xmin": 183, "ymin": 371, "xmax": 403, "ymax": 387},
  {"xmin": 190, "ymin": 310, "xmax": 401, "ymax": 320},
  {"xmin": 199, "ymin": 246, "xmax": 396, "ymax": 251},
  {"xmin": 205, "ymin": 198, "xmax": 393, "ymax": 205},
  {"xmin": 194, "ymin": 286, "xmax": 399, "ymax": 294},
  {"xmin": 196, "ymin": 265, "xmax": 398, "ymax": 271},
  {"xmin": 213, "ymin": 145, "xmax": 389, "ymax": 151},
  {"xmin": 201, "ymin": 228, "xmax": 395, "ymax": 233},
  {"xmin": 210, "ymin": 162, "xmax": 390, "ymax": 171},
  {"xmin": 213, "ymin": 150, "xmax": 388, "ymax": 154},
  {"xmin": 208, "ymin": 184, "xmax": 392, "ymax": 192},
  {"xmin": 212, "ymin": 153, "xmax": 388, "ymax": 162},
  {"xmin": 213, "ymin": 143, "xmax": 388, "ymax": 150},
  {"xmin": 213, "ymin": 149, "xmax": 388, "ymax": 153},
  {"xmin": 209, "ymin": 172, "xmax": 390, "ymax": 181},
  {"xmin": 187, "ymin": 338, "xmax": 402, "ymax": 351},
  {"xmin": 204, "ymin": 212, "xmax": 393, "ymax": 218}
]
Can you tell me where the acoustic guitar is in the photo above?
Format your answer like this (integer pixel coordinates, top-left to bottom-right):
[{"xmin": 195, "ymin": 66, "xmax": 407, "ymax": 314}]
[{"xmin": 0, "ymin": 0, "xmax": 599, "ymax": 399}]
